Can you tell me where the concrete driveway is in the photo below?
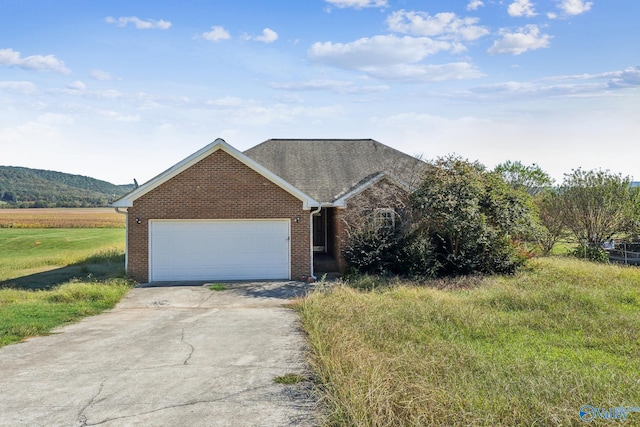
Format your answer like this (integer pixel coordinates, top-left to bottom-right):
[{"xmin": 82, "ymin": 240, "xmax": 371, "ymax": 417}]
[{"xmin": 0, "ymin": 281, "xmax": 320, "ymax": 427}]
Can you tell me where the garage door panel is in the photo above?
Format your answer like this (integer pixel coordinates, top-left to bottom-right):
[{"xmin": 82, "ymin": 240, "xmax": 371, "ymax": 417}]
[{"xmin": 149, "ymin": 220, "xmax": 290, "ymax": 281}]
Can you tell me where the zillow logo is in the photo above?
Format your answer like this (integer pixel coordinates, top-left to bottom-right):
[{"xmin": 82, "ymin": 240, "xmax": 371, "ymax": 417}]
[{"xmin": 580, "ymin": 405, "xmax": 640, "ymax": 422}]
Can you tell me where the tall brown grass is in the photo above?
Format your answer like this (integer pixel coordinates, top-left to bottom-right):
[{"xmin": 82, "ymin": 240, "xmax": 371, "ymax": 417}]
[{"xmin": 297, "ymin": 258, "xmax": 640, "ymax": 426}]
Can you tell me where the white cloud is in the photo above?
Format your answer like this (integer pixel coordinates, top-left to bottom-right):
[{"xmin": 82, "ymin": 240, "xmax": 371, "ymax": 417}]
[
  {"xmin": 203, "ymin": 96, "xmax": 346, "ymax": 126},
  {"xmin": 471, "ymin": 80, "xmax": 602, "ymax": 97},
  {"xmin": 37, "ymin": 113, "xmax": 74, "ymax": 126},
  {"xmin": 467, "ymin": 1, "xmax": 484, "ymax": 11},
  {"xmin": 206, "ymin": 96, "xmax": 245, "ymax": 107},
  {"xmin": 557, "ymin": 0, "xmax": 593, "ymax": 15},
  {"xmin": 467, "ymin": 66, "xmax": 640, "ymax": 99},
  {"xmin": 89, "ymin": 69, "xmax": 114, "ymax": 81},
  {"xmin": 386, "ymin": 10, "xmax": 489, "ymax": 41},
  {"xmin": 547, "ymin": 12, "xmax": 558, "ymax": 19},
  {"xmin": 548, "ymin": 66, "xmax": 640, "ymax": 89},
  {"xmin": 201, "ymin": 26, "xmax": 231, "ymax": 41},
  {"xmin": 96, "ymin": 110, "xmax": 141, "ymax": 122},
  {"xmin": 508, "ymin": 0, "xmax": 537, "ymax": 17},
  {"xmin": 254, "ymin": 28, "xmax": 279, "ymax": 43},
  {"xmin": 308, "ymin": 34, "xmax": 484, "ymax": 82},
  {"xmin": 324, "ymin": 0, "xmax": 387, "ymax": 9},
  {"xmin": 361, "ymin": 62, "xmax": 483, "ymax": 82},
  {"xmin": 0, "ymin": 81, "xmax": 37, "ymax": 94},
  {"xmin": 268, "ymin": 79, "xmax": 389, "ymax": 94},
  {"xmin": 105, "ymin": 16, "xmax": 171, "ymax": 30},
  {"xmin": 603, "ymin": 66, "xmax": 640, "ymax": 88},
  {"xmin": 309, "ymin": 35, "xmax": 451, "ymax": 69},
  {"xmin": 0, "ymin": 48, "xmax": 71, "ymax": 74},
  {"xmin": 67, "ymin": 80, "xmax": 86, "ymax": 91},
  {"xmin": 488, "ymin": 25, "xmax": 551, "ymax": 55}
]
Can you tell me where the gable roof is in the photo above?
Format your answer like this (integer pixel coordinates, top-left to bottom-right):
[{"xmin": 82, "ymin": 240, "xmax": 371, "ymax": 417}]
[
  {"xmin": 244, "ymin": 139, "xmax": 426, "ymax": 204},
  {"xmin": 110, "ymin": 138, "xmax": 319, "ymax": 209}
]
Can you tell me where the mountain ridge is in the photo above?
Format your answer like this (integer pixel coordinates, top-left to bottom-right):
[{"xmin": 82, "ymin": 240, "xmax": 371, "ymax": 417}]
[{"xmin": 0, "ymin": 166, "xmax": 135, "ymax": 208}]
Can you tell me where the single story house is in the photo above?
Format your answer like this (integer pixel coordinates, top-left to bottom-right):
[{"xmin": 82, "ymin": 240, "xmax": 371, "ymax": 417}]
[{"xmin": 111, "ymin": 138, "xmax": 425, "ymax": 283}]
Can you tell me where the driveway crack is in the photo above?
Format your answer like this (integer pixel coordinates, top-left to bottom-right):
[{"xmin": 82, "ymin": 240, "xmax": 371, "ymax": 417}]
[
  {"xmin": 84, "ymin": 384, "xmax": 289, "ymax": 426},
  {"xmin": 197, "ymin": 291, "xmax": 216, "ymax": 307},
  {"xmin": 181, "ymin": 327, "xmax": 195, "ymax": 365},
  {"xmin": 77, "ymin": 377, "xmax": 108, "ymax": 427}
]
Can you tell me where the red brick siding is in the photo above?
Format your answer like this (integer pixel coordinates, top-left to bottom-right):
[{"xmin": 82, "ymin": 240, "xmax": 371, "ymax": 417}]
[{"xmin": 127, "ymin": 149, "xmax": 311, "ymax": 282}]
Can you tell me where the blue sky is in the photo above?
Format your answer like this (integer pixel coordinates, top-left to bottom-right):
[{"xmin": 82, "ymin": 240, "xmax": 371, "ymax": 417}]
[{"xmin": 1, "ymin": 0, "xmax": 638, "ymax": 184}]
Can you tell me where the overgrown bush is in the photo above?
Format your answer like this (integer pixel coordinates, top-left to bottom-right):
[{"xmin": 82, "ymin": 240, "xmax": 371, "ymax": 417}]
[
  {"xmin": 343, "ymin": 156, "xmax": 535, "ymax": 278},
  {"xmin": 342, "ymin": 229, "xmax": 404, "ymax": 276},
  {"xmin": 572, "ymin": 244, "xmax": 610, "ymax": 263}
]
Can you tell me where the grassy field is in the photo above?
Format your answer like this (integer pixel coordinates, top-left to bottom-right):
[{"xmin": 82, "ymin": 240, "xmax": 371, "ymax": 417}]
[
  {"xmin": 0, "ymin": 228, "xmax": 126, "ymax": 286},
  {"xmin": 0, "ymin": 209, "xmax": 132, "ymax": 347},
  {"xmin": 0, "ymin": 279, "xmax": 131, "ymax": 347},
  {"xmin": 0, "ymin": 208, "xmax": 125, "ymax": 228},
  {"xmin": 297, "ymin": 257, "xmax": 640, "ymax": 426}
]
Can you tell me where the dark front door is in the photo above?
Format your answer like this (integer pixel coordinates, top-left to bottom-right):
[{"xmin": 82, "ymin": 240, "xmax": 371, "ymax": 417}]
[{"xmin": 313, "ymin": 210, "xmax": 326, "ymax": 252}]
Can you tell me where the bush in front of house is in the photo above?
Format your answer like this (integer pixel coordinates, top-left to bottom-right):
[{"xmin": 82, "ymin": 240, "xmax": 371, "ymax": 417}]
[{"xmin": 343, "ymin": 156, "xmax": 535, "ymax": 278}]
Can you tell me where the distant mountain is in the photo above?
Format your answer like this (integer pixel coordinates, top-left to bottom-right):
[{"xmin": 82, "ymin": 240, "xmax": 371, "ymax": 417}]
[{"xmin": 0, "ymin": 166, "xmax": 135, "ymax": 208}]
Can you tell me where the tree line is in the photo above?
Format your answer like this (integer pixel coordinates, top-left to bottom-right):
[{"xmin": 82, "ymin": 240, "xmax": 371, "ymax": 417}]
[{"xmin": 0, "ymin": 166, "xmax": 134, "ymax": 208}]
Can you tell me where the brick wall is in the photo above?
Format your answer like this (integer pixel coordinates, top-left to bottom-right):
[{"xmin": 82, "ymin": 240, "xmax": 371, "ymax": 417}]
[{"xmin": 127, "ymin": 149, "xmax": 311, "ymax": 283}]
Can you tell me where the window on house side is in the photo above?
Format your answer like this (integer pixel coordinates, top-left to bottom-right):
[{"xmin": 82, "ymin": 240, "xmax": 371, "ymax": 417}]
[{"xmin": 373, "ymin": 208, "xmax": 396, "ymax": 231}]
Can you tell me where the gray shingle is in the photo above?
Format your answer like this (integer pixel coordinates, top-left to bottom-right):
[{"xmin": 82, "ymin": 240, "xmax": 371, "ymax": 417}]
[{"xmin": 244, "ymin": 139, "xmax": 425, "ymax": 203}]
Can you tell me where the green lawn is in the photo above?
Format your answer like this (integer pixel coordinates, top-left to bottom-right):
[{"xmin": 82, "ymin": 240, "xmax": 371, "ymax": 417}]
[
  {"xmin": 0, "ymin": 228, "xmax": 125, "ymax": 287},
  {"xmin": 0, "ymin": 279, "xmax": 131, "ymax": 347},
  {"xmin": 297, "ymin": 257, "xmax": 640, "ymax": 426},
  {"xmin": 0, "ymin": 227, "xmax": 131, "ymax": 348}
]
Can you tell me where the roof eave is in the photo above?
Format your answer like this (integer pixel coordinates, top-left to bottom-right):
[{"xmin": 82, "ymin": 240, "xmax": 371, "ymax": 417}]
[
  {"xmin": 331, "ymin": 172, "xmax": 413, "ymax": 208},
  {"xmin": 108, "ymin": 138, "xmax": 319, "ymax": 210}
]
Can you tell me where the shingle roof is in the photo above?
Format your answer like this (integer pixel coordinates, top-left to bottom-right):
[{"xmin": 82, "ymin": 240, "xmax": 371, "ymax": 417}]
[{"xmin": 244, "ymin": 139, "xmax": 426, "ymax": 204}]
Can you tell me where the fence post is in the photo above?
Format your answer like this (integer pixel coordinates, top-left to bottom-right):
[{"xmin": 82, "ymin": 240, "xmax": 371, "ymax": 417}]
[{"xmin": 624, "ymin": 243, "xmax": 628, "ymax": 265}]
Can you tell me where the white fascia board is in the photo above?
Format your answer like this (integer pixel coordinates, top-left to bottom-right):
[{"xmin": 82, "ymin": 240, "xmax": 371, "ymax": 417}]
[{"xmin": 109, "ymin": 138, "xmax": 319, "ymax": 209}]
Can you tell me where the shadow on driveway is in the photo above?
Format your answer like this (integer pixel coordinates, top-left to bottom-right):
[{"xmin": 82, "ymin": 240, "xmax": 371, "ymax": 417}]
[{"xmin": 138, "ymin": 280, "xmax": 317, "ymax": 300}]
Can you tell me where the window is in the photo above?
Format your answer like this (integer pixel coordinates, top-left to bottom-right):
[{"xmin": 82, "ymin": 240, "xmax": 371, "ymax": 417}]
[{"xmin": 373, "ymin": 208, "xmax": 396, "ymax": 231}]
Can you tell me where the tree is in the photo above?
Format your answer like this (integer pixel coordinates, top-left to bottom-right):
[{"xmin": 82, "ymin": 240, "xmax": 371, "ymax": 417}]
[
  {"xmin": 494, "ymin": 160, "xmax": 554, "ymax": 196},
  {"xmin": 410, "ymin": 156, "xmax": 537, "ymax": 275},
  {"xmin": 557, "ymin": 169, "xmax": 640, "ymax": 244},
  {"xmin": 535, "ymin": 189, "xmax": 568, "ymax": 255},
  {"xmin": 2, "ymin": 191, "xmax": 15, "ymax": 202}
]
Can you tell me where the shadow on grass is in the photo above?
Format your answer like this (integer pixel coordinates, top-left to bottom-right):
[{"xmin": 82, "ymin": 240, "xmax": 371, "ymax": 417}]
[{"xmin": 0, "ymin": 252, "xmax": 126, "ymax": 290}]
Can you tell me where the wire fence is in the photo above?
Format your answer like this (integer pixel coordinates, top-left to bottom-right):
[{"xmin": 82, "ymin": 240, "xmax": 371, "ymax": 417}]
[{"xmin": 607, "ymin": 243, "xmax": 640, "ymax": 265}]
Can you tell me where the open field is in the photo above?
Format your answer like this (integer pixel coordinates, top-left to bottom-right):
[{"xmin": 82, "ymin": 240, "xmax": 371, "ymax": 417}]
[
  {"xmin": 297, "ymin": 257, "xmax": 640, "ymax": 426},
  {"xmin": 0, "ymin": 218, "xmax": 132, "ymax": 347},
  {"xmin": 0, "ymin": 228, "xmax": 125, "ymax": 287},
  {"xmin": 0, "ymin": 208, "xmax": 125, "ymax": 228}
]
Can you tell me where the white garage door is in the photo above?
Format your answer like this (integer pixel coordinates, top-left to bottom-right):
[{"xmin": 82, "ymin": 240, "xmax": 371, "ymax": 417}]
[{"xmin": 149, "ymin": 220, "xmax": 290, "ymax": 281}]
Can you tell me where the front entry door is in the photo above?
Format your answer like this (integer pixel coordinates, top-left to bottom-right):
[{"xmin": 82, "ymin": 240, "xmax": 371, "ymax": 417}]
[{"xmin": 313, "ymin": 210, "xmax": 326, "ymax": 252}]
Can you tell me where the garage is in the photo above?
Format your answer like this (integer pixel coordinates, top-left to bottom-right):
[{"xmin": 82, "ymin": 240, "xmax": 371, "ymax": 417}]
[{"xmin": 149, "ymin": 220, "xmax": 290, "ymax": 281}]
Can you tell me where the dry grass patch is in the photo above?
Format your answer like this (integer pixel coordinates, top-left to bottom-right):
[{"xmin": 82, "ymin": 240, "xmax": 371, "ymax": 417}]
[
  {"xmin": 0, "ymin": 208, "xmax": 125, "ymax": 228},
  {"xmin": 297, "ymin": 258, "xmax": 640, "ymax": 426}
]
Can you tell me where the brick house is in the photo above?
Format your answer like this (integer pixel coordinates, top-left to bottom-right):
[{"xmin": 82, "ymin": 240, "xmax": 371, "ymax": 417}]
[{"xmin": 111, "ymin": 138, "xmax": 425, "ymax": 283}]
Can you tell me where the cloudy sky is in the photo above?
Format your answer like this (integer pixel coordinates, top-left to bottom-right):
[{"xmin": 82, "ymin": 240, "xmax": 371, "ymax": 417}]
[{"xmin": 1, "ymin": 0, "xmax": 638, "ymax": 184}]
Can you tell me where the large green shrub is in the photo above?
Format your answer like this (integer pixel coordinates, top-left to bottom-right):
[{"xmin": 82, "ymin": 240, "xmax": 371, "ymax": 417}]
[
  {"xmin": 342, "ymin": 229, "xmax": 404, "ymax": 276},
  {"xmin": 343, "ymin": 156, "xmax": 535, "ymax": 277},
  {"xmin": 572, "ymin": 244, "xmax": 610, "ymax": 263}
]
